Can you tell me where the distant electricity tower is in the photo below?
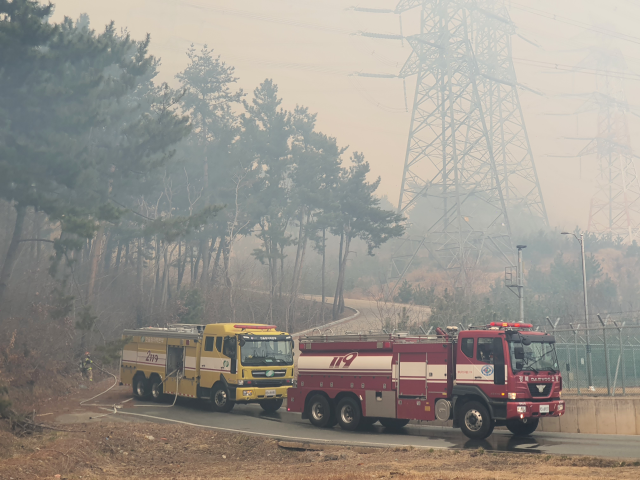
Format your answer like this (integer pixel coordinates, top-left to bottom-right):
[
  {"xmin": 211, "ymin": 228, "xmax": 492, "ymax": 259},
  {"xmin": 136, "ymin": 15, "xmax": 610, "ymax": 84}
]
[
  {"xmin": 575, "ymin": 38, "xmax": 640, "ymax": 242},
  {"xmin": 353, "ymin": 0, "xmax": 547, "ymax": 292}
]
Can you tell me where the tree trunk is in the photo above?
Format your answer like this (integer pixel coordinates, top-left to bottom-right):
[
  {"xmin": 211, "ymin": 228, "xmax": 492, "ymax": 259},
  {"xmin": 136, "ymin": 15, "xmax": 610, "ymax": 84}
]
[
  {"xmin": 160, "ymin": 245, "xmax": 170, "ymax": 310},
  {"xmin": 87, "ymin": 224, "xmax": 104, "ymax": 301},
  {"xmin": 0, "ymin": 205, "xmax": 27, "ymax": 306},
  {"xmin": 332, "ymin": 230, "xmax": 344, "ymax": 320},
  {"xmin": 137, "ymin": 238, "xmax": 143, "ymax": 297},
  {"xmin": 289, "ymin": 209, "xmax": 305, "ymax": 299},
  {"xmin": 200, "ymin": 237, "xmax": 215, "ymax": 288},
  {"xmin": 114, "ymin": 242, "xmax": 123, "ymax": 273},
  {"xmin": 321, "ymin": 227, "xmax": 326, "ymax": 323},
  {"xmin": 211, "ymin": 235, "xmax": 225, "ymax": 284},
  {"xmin": 177, "ymin": 241, "xmax": 184, "ymax": 292},
  {"xmin": 102, "ymin": 231, "xmax": 114, "ymax": 275},
  {"xmin": 223, "ymin": 238, "xmax": 231, "ymax": 287},
  {"xmin": 125, "ymin": 241, "xmax": 131, "ymax": 267},
  {"xmin": 192, "ymin": 245, "xmax": 201, "ymax": 284}
]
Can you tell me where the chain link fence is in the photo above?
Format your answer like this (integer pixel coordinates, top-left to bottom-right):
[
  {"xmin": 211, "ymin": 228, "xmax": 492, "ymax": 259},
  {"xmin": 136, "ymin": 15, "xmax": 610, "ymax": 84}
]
[{"xmin": 544, "ymin": 316, "xmax": 640, "ymax": 396}]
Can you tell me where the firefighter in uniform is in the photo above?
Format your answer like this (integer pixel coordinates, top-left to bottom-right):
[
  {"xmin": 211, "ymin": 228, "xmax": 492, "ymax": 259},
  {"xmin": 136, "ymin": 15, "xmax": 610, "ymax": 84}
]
[{"xmin": 81, "ymin": 352, "xmax": 93, "ymax": 382}]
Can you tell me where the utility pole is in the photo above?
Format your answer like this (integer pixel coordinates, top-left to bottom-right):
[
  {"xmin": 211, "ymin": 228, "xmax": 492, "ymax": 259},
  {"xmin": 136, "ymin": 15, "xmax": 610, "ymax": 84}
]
[
  {"xmin": 505, "ymin": 245, "xmax": 526, "ymax": 323},
  {"xmin": 517, "ymin": 245, "xmax": 526, "ymax": 324},
  {"xmin": 563, "ymin": 231, "xmax": 595, "ymax": 391}
]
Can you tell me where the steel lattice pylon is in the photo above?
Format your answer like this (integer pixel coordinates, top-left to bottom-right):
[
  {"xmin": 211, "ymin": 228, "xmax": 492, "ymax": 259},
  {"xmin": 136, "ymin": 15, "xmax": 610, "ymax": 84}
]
[
  {"xmin": 578, "ymin": 43, "xmax": 640, "ymax": 241},
  {"xmin": 472, "ymin": 1, "xmax": 548, "ymax": 227},
  {"xmin": 385, "ymin": 0, "xmax": 547, "ymax": 293}
]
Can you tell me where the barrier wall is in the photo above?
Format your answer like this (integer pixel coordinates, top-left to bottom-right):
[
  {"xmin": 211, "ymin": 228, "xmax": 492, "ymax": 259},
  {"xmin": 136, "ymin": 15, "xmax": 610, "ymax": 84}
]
[{"xmin": 539, "ymin": 397, "xmax": 640, "ymax": 435}]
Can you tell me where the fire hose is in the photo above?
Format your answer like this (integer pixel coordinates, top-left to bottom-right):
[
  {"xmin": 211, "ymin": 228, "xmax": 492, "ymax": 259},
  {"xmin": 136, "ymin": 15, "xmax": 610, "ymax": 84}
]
[{"xmin": 79, "ymin": 363, "xmax": 182, "ymax": 419}]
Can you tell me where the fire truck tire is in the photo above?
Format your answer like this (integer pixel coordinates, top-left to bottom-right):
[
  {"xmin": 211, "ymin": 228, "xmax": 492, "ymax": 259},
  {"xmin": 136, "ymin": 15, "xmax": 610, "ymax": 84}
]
[
  {"xmin": 133, "ymin": 375, "xmax": 150, "ymax": 399},
  {"xmin": 506, "ymin": 418, "xmax": 539, "ymax": 436},
  {"xmin": 379, "ymin": 418, "xmax": 409, "ymax": 429},
  {"xmin": 211, "ymin": 383, "xmax": 235, "ymax": 413},
  {"xmin": 150, "ymin": 376, "xmax": 164, "ymax": 402},
  {"xmin": 336, "ymin": 397, "xmax": 362, "ymax": 431},
  {"xmin": 459, "ymin": 401, "xmax": 493, "ymax": 439},
  {"xmin": 259, "ymin": 399, "xmax": 284, "ymax": 413},
  {"xmin": 307, "ymin": 394, "xmax": 335, "ymax": 428}
]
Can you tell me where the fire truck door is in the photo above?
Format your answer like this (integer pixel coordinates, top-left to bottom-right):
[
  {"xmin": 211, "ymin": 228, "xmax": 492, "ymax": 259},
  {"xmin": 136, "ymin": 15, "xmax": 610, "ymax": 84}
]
[
  {"xmin": 180, "ymin": 346, "xmax": 198, "ymax": 397},
  {"xmin": 398, "ymin": 352, "xmax": 427, "ymax": 397},
  {"xmin": 164, "ymin": 346, "xmax": 184, "ymax": 395}
]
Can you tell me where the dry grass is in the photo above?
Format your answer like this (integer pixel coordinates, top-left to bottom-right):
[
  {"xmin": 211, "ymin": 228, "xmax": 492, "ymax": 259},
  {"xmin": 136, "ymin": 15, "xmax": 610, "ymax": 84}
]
[{"xmin": 0, "ymin": 421, "xmax": 639, "ymax": 479}]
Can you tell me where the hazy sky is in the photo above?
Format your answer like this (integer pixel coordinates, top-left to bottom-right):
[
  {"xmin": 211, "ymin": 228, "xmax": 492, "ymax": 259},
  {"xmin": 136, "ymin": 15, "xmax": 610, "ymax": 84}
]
[{"xmin": 52, "ymin": 0, "xmax": 640, "ymax": 231}]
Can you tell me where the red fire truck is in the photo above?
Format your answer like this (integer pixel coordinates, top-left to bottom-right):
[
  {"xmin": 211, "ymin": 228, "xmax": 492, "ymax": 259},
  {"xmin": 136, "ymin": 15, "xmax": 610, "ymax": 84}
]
[{"xmin": 286, "ymin": 322, "xmax": 564, "ymax": 439}]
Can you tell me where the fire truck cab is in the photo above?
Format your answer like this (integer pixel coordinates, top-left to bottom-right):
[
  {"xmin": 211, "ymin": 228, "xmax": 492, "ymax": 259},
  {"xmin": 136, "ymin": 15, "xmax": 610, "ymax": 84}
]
[
  {"xmin": 120, "ymin": 323, "xmax": 294, "ymax": 413},
  {"xmin": 286, "ymin": 322, "xmax": 564, "ymax": 439}
]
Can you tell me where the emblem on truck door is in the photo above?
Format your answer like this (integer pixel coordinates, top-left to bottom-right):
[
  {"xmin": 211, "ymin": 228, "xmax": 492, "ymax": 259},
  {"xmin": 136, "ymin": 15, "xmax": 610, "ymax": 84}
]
[
  {"xmin": 329, "ymin": 352, "xmax": 358, "ymax": 368},
  {"xmin": 480, "ymin": 365, "xmax": 494, "ymax": 376}
]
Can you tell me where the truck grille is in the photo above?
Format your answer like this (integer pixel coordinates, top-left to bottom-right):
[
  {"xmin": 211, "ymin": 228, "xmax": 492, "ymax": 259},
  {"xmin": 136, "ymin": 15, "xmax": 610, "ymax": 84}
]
[
  {"xmin": 252, "ymin": 370, "xmax": 287, "ymax": 378},
  {"xmin": 528, "ymin": 383, "xmax": 552, "ymax": 397},
  {"xmin": 249, "ymin": 379, "xmax": 289, "ymax": 388}
]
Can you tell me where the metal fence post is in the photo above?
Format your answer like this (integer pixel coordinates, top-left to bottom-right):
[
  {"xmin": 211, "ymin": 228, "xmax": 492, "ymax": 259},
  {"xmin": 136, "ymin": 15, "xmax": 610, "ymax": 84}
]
[
  {"xmin": 613, "ymin": 321, "xmax": 626, "ymax": 396},
  {"xmin": 597, "ymin": 314, "xmax": 611, "ymax": 395},
  {"xmin": 634, "ymin": 337, "xmax": 640, "ymax": 390},
  {"xmin": 570, "ymin": 323, "xmax": 580, "ymax": 395}
]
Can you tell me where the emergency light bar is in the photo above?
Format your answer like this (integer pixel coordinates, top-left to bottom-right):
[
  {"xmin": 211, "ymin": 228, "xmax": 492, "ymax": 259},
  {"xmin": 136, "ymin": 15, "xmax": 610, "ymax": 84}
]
[
  {"xmin": 233, "ymin": 325, "xmax": 277, "ymax": 330},
  {"xmin": 489, "ymin": 322, "xmax": 532, "ymax": 329}
]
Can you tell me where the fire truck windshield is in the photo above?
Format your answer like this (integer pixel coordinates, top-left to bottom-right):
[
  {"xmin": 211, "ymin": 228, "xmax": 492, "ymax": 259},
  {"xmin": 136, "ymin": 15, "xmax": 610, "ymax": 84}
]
[
  {"xmin": 240, "ymin": 337, "xmax": 293, "ymax": 366},
  {"xmin": 508, "ymin": 336, "xmax": 558, "ymax": 374}
]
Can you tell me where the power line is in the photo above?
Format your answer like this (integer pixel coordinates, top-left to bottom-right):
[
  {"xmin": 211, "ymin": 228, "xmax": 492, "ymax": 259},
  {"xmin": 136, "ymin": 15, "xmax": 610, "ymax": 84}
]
[
  {"xmin": 510, "ymin": 2, "xmax": 640, "ymax": 46},
  {"xmin": 512, "ymin": 58, "xmax": 640, "ymax": 82}
]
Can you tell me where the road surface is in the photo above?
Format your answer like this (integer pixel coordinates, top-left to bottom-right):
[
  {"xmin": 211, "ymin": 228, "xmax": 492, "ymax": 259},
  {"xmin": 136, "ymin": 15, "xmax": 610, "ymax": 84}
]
[
  {"xmin": 73, "ymin": 395, "xmax": 640, "ymax": 460},
  {"xmin": 297, "ymin": 294, "xmax": 431, "ymax": 335}
]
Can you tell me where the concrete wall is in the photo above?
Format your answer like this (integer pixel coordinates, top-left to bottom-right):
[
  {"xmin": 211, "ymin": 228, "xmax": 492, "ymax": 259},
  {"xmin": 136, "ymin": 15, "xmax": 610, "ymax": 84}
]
[{"xmin": 539, "ymin": 397, "xmax": 640, "ymax": 435}]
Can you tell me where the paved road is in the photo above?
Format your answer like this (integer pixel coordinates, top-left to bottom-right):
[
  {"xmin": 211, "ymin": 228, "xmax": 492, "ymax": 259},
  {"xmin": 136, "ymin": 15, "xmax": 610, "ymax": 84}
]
[
  {"xmin": 297, "ymin": 294, "xmax": 431, "ymax": 335},
  {"xmin": 101, "ymin": 397, "xmax": 640, "ymax": 460}
]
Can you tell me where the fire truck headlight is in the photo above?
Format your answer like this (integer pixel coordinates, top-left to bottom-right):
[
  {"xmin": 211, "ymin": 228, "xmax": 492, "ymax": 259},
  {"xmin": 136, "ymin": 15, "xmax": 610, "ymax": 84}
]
[
  {"xmin": 517, "ymin": 406, "xmax": 527, "ymax": 413},
  {"xmin": 508, "ymin": 393, "xmax": 517, "ymax": 400},
  {"xmin": 238, "ymin": 380, "xmax": 244, "ymax": 386},
  {"xmin": 557, "ymin": 403, "xmax": 564, "ymax": 411}
]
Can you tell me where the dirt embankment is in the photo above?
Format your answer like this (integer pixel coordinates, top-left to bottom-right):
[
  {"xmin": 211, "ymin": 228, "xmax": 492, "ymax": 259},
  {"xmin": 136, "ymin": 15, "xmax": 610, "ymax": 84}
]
[{"xmin": 0, "ymin": 420, "xmax": 639, "ymax": 480}]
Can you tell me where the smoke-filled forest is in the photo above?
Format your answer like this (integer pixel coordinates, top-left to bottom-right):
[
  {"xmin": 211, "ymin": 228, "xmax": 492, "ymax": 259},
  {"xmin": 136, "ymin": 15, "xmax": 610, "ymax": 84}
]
[
  {"xmin": 2, "ymin": 0, "xmax": 640, "ymax": 416},
  {"xmin": 0, "ymin": 0, "xmax": 408, "ymax": 395}
]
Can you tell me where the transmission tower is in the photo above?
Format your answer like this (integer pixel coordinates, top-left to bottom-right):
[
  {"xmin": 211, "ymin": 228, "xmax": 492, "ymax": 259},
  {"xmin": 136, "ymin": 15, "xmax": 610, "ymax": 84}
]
[
  {"xmin": 370, "ymin": 0, "xmax": 547, "ymax": 292},
  {"xmin": 576, "ymin": 41, "xmax": 640, "ymax": 241}
]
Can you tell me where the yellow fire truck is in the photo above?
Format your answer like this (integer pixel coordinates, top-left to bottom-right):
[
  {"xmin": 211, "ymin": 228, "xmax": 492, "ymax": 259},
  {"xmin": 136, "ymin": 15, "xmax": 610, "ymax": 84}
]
[{"xmin": 120, "ymin": 323, "xmax": 294, "ymax": 412}]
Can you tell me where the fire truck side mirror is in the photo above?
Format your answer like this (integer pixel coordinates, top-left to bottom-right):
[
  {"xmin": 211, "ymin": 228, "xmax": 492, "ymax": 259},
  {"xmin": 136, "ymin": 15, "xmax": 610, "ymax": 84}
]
[{"xmin": 514, "ymin": 346, "xmax": 525, "ymax": 360}]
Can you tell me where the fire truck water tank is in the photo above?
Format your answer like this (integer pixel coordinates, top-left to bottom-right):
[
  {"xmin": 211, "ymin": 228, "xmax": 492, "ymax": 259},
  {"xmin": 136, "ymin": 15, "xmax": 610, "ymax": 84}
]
[{"xmin": 435, "ymin": 399, "xmax": 452, "ymax": 422}]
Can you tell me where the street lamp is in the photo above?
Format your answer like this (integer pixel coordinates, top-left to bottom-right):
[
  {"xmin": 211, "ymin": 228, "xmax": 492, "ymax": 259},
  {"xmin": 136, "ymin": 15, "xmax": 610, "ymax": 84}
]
[{"xmin": 561, "ymin": 231, "xmax": 595, "ymax": 391}]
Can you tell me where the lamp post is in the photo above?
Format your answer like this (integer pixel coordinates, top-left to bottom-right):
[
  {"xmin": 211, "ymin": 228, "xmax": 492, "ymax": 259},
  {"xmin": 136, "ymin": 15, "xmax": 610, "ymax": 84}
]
[{"xmin": 561, "ymin": 231, "xmax": 595, "ymax": 391}]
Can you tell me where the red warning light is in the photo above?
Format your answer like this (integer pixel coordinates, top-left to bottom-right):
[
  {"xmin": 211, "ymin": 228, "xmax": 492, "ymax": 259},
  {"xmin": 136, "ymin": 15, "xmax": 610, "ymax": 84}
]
[{"xmin": 489, "ymin": 322, "xmax": 532, "ymax": 329}]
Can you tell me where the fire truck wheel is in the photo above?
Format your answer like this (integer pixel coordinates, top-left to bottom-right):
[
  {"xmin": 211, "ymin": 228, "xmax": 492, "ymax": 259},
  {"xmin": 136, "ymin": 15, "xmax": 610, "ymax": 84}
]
[
  {"xmin": 336, "ymin": 397, "xmax": 362, "ymax": 431},
  {"xmin": 211, "ymin": 383, "xmax": 235, "ymax": 413},
  {"xmin": 379, "ymin": 418, "xmax": 409, "ymax": 429},
  {"xmin": 133, "ymin": 375, "xmax": 150, "ymax": 399},
  {"xmin": 259, "ymin": 399, "xmax": 284, "ymax": 413},
  {"xmin": 150, "ymin": 376, "xmax": 164, "ymax": 402},
  {"xmin": 307, "ymin": 394, "xmax": 334, "ymax": 428},
  {"xmin": 506, "ymin": 418, "xmax": 539, "ymax": 436},
  {"xmin": 459, "ymin": 401, "xmax": 492, "ymax": 439}
]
